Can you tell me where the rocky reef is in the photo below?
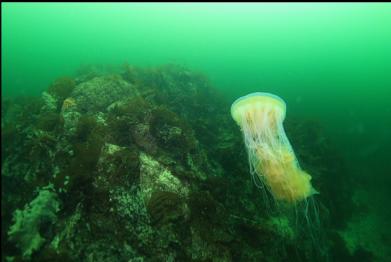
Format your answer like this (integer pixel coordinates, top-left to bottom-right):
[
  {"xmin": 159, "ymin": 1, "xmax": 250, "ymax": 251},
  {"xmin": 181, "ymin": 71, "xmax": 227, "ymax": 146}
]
[{"xmin": 2, "ymin": 64, "xmax": 372, "ymax": 261}]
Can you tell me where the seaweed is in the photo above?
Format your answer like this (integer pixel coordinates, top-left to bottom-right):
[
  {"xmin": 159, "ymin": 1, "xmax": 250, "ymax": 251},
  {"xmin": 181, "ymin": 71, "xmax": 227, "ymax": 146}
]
[
  {"xmin": 57, "ymin": 124, "xmax": 105, "ymax": 213},
  {"xmin": 110, "ymin": 147, "xmax": 139, "ymax": 184},
  {"xmin": 235, "ymin": 222, "xmax": 270, "ymax": 248},
  {"xmin": 200, "ymin": 176, "xmax": 230, "ymax": 204},
  {"xmin": 3, "ymin": 96, "xmax": 44, "ymax": 128},
  {"xmin": 36, "ymin": 112, "xmax": 64, "ymax": 133},
  {"xmin": 189, "ymin": 191, "xmax": 218, "ymax": 223},
  {"xmin": 27, "ymin": 131, "xmax": 57, "ymax": 164},
  {"xmin": 146, "ymin": 191, "xmax": 184, "ymax": 226},
  {"xmin": 109, "ymin": 97, "xmax": 150, "ymax": 123},
  {"xmin": 149, "ymin": 106, "xmax": 197, "ymax": 157},
  {"xmin": 74, "ymin": 115, "xmax": 98, "ymax": 143},
  {"xmin": 72, "ymin": 140, "xmax": 102, "ymax": 178},
  {"xmin": 47, "ymin": 77, "xmax": 75, "ymax": 109},
  {"xmin": 107, "ymin": 97, "xmax": 151, "ymax": 147},
  {"xmin": 188, "ymin": 191, "xmax": 222, "ymax": 243},
  {"xmin": 18, "ymin": 95, "xmax": 44, "ymax": 112},
  {"xmin": 32, "ymin": 246, "xmax": 73, "ymax": 262}
]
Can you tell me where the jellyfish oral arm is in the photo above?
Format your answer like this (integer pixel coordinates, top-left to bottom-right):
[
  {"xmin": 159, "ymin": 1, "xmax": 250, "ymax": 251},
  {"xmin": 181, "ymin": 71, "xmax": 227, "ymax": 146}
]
[{"xmin": 231, "ymin": 92, "xmax": 317, "ymax": 204}]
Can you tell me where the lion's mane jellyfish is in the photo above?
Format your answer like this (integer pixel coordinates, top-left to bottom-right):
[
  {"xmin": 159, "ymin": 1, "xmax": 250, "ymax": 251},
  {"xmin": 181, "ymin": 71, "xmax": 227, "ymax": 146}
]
[{"xmin": 231, "ymin": 92, "xmax": 318, "ymax": 204}]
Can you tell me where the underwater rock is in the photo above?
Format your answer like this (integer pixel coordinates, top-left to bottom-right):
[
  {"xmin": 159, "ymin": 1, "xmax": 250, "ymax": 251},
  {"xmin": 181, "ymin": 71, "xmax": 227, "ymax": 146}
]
[
  {"xmin": 131, "ymin": 123, "xmax": 158, "ymax": 155},
  {"xmin": 36, "ymin": 112, "xmax": 64, "ymax": 133},
  {"xmin": 146, "ymin": 190, "xmax": 188, "ymax": 227},
  {"xmin": 73, "ymin": 114, "xmax": 98, "ymax": 143},
  {"xmin": 26, "ymin": 129, "xmax": 57, "ymax": 159},
  {"xmin": 74, "ymin": 64, "xmax": 105, "ymax": 84},
  {"xmin": 7, "ymin": 184, "xmax": 60, "ymax": 259},
  {"xmin": 72, "ymin": 75, "xmax": 140, "ymax": 113},
  {"xmin": 149, "ymin": 106, "xmax": 197, "ymax": 159},
  {"xmin": 44, "ymin": 204, "xmax": 82, "ymax": 260},
  {"xmin": 336, "ymin": 188, "xmax": 390, "ymax": 261},
  {"xmin": 139, "ymin": 152, "xmax": 189, "ymax": 203},
  {"xmin": 266, "ymin": 216, "xmax": 295, "ymax": 241},
  {"xmin": 106, "ymin": 96, "xmax": 153, "ymax": 148},
  {"xmin": 96, "ymin": 143, "xmax": 140, "ymax": 188},
  {"xmin": 109, "ymin": 185, "xmax": 154, "ymax": 254},
  {"xmin": 2, "ymin": 63, "xmax": 355, "ymax": 261},
  {"xmin": 62, "ymin": 110, "xmax": 82, "ymax": 136},
  {"xmin": 41, "ymin": 92, "xmax": 58, "ymax": 113}
]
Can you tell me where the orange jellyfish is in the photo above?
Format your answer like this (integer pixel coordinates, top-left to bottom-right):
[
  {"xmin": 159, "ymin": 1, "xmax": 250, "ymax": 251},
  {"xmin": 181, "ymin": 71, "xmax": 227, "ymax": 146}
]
[{"xmin": 231, "ymin": 92, "xmax": 318, "ymax": 204}]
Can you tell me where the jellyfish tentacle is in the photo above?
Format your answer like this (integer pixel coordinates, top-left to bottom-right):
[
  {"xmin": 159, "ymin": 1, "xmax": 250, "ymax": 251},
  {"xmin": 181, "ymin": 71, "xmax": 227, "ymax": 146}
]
[{"xmin": 231, "ymin": 92, "xmax": 317, "ymax": 204}]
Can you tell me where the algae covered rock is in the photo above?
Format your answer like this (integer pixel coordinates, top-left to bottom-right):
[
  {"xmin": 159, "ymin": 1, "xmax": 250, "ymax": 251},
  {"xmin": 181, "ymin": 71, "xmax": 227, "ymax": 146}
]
[
  {"xmin": 72, "ymin": 75, "xmax": 140, "ymax": 113},
  {"xmin": 40, "ymin": 91, "xmax": 58, "ymax": 113},
  {"xmin": 7, "ymin": 185, "xmax": 60, "ymax": 259},
  {"xmin": 139, "ymin": 152, "xmax": 189, "ymax": 203},
  {"xmin": 1, "ymin": 63, "xmax": 353, "ymax": 261}
]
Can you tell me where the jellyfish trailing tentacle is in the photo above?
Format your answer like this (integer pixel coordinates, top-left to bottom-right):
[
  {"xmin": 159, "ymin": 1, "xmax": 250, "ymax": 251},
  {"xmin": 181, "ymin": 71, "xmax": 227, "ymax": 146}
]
[{"xmin": 231, "ymin": 92, "xmax": 317, "ymax": 204}]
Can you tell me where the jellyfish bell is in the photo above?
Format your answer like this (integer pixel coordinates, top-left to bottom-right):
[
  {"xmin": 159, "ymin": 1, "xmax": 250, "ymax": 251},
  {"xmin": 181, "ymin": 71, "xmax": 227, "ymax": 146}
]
[
  {"xmin": 231, "ymin": 92, "xmax": 317, "ymax": 204},
  {"xmin": 231, "ymin": 92, "xmax": 286, "ymax": 135}
]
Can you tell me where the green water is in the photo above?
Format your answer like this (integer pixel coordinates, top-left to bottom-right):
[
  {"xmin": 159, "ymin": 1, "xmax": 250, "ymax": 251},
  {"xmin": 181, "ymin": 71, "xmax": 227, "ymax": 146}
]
[
  {"xmin": 2, "ymin": 3, "xmax": 391, "ymax": 260},
  {"xmin": 3, "ymin": 3, "xmax": 391, "ymax": 145}
]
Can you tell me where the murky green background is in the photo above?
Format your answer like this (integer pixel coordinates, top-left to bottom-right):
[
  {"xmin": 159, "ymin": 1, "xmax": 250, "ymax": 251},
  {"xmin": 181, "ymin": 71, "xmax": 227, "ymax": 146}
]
[{"xmin": 2, "ymin": 3, "xmax": 391, "ymax": 259}]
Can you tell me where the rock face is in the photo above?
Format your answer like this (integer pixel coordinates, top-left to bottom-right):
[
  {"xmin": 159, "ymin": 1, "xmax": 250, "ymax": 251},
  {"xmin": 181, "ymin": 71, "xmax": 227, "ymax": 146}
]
[
  {"xmin": 2, "ymin": 64, "xmax": 356, "ymax": 261},
  {"xmin": 7, "ymin": 185, "xmax": 60, "ymax": 259},
  {"xmin": 72, "ymin": 75, "xmax": 140, "ymax": 113}
]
